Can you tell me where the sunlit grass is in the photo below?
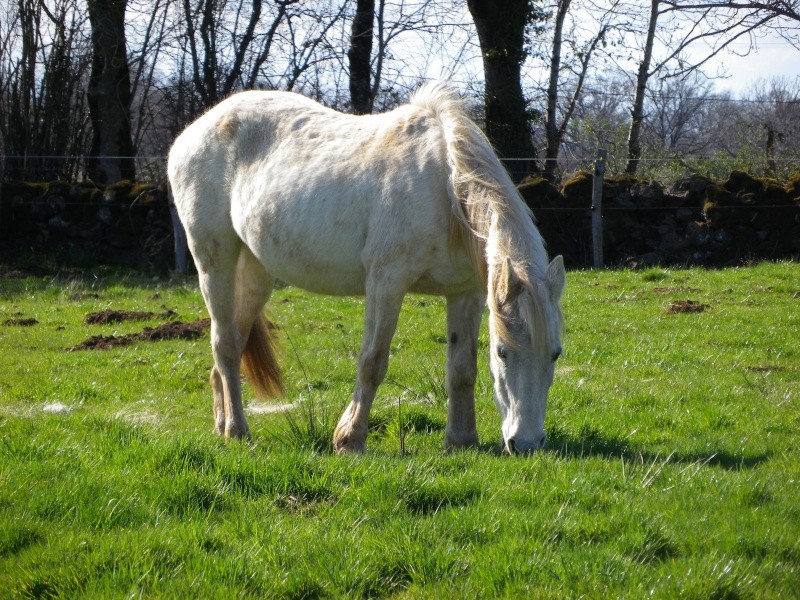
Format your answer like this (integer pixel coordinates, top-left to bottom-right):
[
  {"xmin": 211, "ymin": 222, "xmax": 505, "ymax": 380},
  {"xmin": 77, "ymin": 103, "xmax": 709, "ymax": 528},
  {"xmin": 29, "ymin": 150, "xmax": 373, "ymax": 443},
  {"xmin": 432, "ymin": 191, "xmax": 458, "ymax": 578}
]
[{"xmin": 0, "ymin": 263, "xmax": 798, "ymax": 597}]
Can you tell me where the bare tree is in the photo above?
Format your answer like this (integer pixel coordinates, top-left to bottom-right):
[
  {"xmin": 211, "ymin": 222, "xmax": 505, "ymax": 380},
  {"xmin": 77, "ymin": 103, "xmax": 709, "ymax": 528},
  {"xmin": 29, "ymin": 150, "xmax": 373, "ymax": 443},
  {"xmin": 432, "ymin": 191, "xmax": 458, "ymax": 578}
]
[
  {"xmin": 87, "ymin": 0, "xmax": 136, "ymax": 183},
  {"xmin": 542, "ymin": 0, "xmax": 615, "ymax": 180},
  {"xmin": 467, "ymin": 0, "xmax": 546, "ymax": 179},
  {"xmin": 624, "ymin": 0, "xmax": 659, "ymax": 174},
  {"xmin": 621, "ymin": 0, "xmax": 783, "ymax": 174},
  {"xmin": 0, "ymin": 0, "xmax": 92, "ymax": 181},
  {"xmin": 543, "ymin": 0, "xmax": 572, "ymax": 180},
  {"xmin": 126, "ymin": 0, "xmax": 171, "ymax": 158},
  {"xmin": 566, "ymin": 74, "xmax": 633, "ymax": 172},
  {"xmin": 743, "ymin": 76, "xmax": 800, "ymax": 175},
  {"xmin": 181, "ymin": 0, "xmax": 300, "ymax": 109},
  {"xmin": 348, "ymin": 0, "xmax": 375, "ymax": 113},
  {"xmin": 642, "ymin": 73, "xmax": 717, "ymax": 154},
  {"xmin": 672, "ymin": 1, "xmax": 799, "ymax": 24}
]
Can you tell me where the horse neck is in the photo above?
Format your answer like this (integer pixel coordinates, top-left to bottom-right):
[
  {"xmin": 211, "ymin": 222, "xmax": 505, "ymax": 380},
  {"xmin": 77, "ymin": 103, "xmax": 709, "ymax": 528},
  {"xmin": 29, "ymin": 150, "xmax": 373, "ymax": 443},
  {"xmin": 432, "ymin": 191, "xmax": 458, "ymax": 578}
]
[{"xmin": 486, "ymin": 198, "xmax": 549, "ymax": 282}]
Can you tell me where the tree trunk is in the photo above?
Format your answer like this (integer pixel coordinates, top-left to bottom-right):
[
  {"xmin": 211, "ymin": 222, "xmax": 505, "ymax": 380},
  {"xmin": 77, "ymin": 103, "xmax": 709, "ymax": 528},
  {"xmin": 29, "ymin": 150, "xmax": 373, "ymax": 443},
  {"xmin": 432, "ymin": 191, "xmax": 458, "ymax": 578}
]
[
  {"xmin": 87, "ymin": 0, "xmax": 135, "ymax": 184},
  {"xmin": 348, "ymin": 0, "xmax": 375, "ymax": 114},
  {"xmin": 467, "ymin": 0, "xmax": 538, "ymax": 180},
  {"xmin": 625, "ymin": 0, "xmax": 659, "ymax": 175},
  {"xmin": 543, "ymin": 0, "xmax": 571, "ymax": 181}
]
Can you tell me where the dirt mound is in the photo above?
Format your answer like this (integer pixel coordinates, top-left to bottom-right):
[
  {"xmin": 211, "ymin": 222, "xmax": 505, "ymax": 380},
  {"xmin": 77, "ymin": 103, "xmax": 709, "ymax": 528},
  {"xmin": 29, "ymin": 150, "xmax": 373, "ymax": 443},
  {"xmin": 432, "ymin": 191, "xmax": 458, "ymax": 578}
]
[
  {"xmin": 69, "ymin": 318, "xmax": 211, "ymax": 351},
  {"xmin": 84, "ymin": 309, "xmax": 176, "ymax": 324},
  {"xmin": 70, "ymin": 334, "xmax": 135, "ymax": 351},
  {"xmin": 667, "ymin": 300, "xmax": 709, "ymax": 314},
  {"xmin": 139, "ymin": 319, "xmax": 211, "ymax": 341},
  {"xmin": 3, "ymin": 317, "xmax": 38, "ymax": 326}
]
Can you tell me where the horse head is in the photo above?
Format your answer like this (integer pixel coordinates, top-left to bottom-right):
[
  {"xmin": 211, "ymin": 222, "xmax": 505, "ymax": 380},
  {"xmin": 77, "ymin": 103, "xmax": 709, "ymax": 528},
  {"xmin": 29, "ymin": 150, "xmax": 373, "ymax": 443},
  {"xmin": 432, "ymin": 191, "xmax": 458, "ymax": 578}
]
[{"xmin": 488, "ymin": 255, "xmax": 565, "ymax": 454}]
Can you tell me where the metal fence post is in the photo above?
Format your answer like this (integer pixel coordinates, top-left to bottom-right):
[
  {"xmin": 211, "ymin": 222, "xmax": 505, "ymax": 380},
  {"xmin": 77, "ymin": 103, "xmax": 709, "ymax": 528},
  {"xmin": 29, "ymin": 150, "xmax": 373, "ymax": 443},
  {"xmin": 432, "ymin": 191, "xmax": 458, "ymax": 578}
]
[
  {"xmin": 0, "ymin": 154, "xmax": 4, "ymax": 233},
  {"xmin": 168, "ymin": 185, "xmax": 189, "ymax": 275},
  {"xmin": 591, "ymin": 148, "xmax": 607, "ymax": 269}
]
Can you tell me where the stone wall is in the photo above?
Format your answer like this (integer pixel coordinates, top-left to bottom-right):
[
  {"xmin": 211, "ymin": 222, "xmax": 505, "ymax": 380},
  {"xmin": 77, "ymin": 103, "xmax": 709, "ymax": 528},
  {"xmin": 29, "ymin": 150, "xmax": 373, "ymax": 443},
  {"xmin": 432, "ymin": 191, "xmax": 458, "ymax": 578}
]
[
  {"xmin": 0, "ymin": 180, "xmax": 174, "ymax": 272},
  {"xmin": 1, "ymin": 171, "xmax": 798, "ymax": 273},
  {"xmin": 519, "ymin": 171, "xmax": 800, "ymax": 268}
]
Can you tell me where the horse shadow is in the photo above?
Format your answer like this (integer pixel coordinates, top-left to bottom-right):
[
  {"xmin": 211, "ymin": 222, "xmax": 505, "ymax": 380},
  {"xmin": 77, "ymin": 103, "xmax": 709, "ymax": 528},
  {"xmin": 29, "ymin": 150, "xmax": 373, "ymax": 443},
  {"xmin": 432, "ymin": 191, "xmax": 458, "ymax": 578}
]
[{"xmin": 543, "ymin": 428, "xmax": 771, "ymax": 471}]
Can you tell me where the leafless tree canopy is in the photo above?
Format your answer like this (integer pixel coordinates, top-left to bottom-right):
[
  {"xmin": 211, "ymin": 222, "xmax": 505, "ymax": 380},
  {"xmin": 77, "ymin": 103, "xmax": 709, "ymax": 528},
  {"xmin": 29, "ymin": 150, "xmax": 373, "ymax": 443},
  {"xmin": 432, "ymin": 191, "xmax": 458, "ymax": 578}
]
[{"xmin": 0, "ymin": 0, "xmax": 798, "ymax": 183}]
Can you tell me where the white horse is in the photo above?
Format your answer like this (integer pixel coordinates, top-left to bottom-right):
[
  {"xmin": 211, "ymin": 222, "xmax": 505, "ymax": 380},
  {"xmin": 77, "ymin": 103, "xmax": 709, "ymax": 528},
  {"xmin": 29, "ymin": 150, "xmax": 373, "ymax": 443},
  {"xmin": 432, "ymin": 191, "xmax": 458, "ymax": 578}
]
[{"xmin": 167, "ymin": 83, "xmax": 565, "ymax": 454}]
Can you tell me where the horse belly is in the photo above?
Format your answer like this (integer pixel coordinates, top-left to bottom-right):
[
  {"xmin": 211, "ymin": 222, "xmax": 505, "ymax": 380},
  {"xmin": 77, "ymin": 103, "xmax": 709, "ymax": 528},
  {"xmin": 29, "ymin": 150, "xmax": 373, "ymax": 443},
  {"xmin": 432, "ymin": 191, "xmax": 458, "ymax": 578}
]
[
  {"xmin": 235, "ymin": 194, "xmax": 369, "ymax": 296},
  {"xmin": 264, "ymin": 237, "xmax": 367, "ymax": 296}
]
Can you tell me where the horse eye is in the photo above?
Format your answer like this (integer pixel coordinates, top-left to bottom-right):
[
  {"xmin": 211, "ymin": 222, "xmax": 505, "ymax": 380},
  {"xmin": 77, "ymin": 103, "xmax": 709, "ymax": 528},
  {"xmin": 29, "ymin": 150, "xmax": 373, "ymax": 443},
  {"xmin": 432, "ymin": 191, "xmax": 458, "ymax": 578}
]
[{"xmin": 496, "ymin": 346, "xmax": 508, "ymax": 361}]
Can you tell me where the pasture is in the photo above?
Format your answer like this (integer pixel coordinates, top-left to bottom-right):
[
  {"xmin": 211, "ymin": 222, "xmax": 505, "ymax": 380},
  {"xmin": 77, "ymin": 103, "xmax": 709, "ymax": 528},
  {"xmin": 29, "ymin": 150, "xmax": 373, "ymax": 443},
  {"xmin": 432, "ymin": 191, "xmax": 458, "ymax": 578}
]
[{"xmin": 1, "ymin": 263, "xmax": 798, "ymax": 598}]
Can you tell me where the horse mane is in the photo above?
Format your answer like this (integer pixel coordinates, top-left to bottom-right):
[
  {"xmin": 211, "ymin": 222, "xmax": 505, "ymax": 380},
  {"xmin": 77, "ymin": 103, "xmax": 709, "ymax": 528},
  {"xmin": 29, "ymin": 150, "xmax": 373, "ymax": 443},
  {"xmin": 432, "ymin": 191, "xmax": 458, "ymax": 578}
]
[{"xmin": 410, "ymin": 83, "xmax": 553, "ymax": 351}]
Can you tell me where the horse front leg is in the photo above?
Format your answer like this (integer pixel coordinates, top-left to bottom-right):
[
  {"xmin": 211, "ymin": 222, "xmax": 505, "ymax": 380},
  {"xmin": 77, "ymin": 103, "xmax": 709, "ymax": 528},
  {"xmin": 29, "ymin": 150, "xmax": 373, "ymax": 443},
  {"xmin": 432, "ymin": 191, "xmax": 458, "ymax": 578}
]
[
  {"xmin": 444, "ymin": 292, "xmax": 485, "ymax": 450},
  {"xmin": 333, "ymin": 277, "xmax": 405, "ymax": 454}
]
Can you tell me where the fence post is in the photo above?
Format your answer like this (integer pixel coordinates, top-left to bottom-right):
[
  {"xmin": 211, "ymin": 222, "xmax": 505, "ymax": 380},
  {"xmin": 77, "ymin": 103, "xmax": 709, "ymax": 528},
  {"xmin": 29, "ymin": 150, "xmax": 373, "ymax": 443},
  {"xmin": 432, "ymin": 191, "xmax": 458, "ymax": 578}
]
[
  {"xmin": 0, "ymin": 154, "xmax": 4, "ymax": 233},
  {"xmin": 591, "ymin": 148, "xmax": 607, "ymax": 269},
  {"xmin": 168, "ymin": 185, "xmax": 189, "ymax": 275}
]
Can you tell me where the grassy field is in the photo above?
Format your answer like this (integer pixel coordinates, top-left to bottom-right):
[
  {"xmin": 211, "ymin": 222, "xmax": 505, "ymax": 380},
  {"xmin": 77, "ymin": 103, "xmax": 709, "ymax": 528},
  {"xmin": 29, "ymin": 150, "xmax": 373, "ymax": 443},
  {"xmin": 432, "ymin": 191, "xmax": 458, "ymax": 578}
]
[{"xmin": 0, "ymin": 263, "xmax": 798, "ymax": 598}]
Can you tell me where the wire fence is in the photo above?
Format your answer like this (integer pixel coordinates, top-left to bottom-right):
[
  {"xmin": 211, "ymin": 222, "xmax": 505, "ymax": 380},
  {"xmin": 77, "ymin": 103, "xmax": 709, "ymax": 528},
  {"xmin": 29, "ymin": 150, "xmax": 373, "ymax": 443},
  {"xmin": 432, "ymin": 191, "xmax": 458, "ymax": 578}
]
[
  {"xmin": 2, "ymin": 151, "xmax": 799, "ymax": 180},
  {"xmin": 1, "ymin": 151, "xmax": 798, "ymax": 272}
]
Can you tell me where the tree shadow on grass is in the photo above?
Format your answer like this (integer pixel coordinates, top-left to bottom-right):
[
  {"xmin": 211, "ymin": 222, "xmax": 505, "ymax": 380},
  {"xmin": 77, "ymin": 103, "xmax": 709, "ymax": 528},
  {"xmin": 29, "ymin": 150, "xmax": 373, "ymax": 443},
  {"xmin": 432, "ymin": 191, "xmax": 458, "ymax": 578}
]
[{"xmin": 545, "ymin": 427, "xmax": 771, "ymax": 471}]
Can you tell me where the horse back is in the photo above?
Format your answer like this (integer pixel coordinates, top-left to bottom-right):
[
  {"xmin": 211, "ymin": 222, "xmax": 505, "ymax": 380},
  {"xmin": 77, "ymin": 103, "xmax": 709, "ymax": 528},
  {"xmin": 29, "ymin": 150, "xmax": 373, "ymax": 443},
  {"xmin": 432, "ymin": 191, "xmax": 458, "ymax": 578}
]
[{"xmin": 168, "ymin": 90, "xmax": 479, "ymax": 296}]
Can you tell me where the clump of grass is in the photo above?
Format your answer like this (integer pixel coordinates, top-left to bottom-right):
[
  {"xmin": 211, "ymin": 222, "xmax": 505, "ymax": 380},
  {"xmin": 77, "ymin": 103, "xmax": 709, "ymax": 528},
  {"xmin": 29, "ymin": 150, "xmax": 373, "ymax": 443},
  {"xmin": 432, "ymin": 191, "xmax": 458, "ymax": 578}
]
[
  {"xmin": 396, "ymin": 462, "xmax": 482, "ymax": 515},
  {"xmin": 641, "ymin": 268, "xmax": 669, "ymax": 282},
  {"xmin": 272, "ymin": 393, "xmax": 339, "ymax": 453},
  {"xmin": 626, "ymin": 520, "xmax": 681, "ymax": 564},
  {"xmin": 0, "ymin": 522, "xmax": 43, "ymax": 557}
]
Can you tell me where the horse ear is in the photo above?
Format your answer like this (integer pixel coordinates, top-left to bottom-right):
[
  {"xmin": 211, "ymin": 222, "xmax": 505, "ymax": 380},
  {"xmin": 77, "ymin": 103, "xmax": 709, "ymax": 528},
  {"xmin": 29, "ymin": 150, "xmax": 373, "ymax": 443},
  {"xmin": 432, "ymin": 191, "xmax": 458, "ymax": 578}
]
[
  {"xmin": 546, "ymin": 255, "xmax": 566, "ymax": 302},
  {"xmin": 496, "ymin": 257, "xmax": 523, "ymax": 306}
]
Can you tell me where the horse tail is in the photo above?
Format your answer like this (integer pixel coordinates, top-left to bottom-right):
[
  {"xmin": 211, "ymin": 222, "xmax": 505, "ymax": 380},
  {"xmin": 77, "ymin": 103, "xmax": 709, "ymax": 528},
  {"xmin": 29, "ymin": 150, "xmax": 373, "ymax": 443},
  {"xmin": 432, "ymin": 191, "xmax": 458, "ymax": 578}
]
[{"xmin": 241, "ymin": 312, "xmax": 284, "ymax": 399}]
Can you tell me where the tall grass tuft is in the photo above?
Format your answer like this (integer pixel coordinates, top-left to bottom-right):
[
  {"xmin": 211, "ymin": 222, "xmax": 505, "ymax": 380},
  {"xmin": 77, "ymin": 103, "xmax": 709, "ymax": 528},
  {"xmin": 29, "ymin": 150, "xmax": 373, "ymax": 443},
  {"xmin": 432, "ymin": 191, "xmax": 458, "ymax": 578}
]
[{"xmin": 272, "ymin": 393, "xmax": 339, "ymax": 453}]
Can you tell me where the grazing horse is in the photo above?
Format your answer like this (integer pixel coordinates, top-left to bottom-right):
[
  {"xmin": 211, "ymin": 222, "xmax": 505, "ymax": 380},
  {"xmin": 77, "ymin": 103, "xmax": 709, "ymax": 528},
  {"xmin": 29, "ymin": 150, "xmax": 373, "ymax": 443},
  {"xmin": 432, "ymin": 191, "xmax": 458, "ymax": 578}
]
[{"xmin": 167, "ymin": 83, "xmax": 565, "ymax": 454}]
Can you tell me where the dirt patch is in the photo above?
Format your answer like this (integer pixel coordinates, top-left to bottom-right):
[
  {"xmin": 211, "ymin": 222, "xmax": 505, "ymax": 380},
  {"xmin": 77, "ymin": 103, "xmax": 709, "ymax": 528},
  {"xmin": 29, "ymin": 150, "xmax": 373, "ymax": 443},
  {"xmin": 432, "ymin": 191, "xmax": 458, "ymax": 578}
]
[
  {"xmin": 667, "ymin": 300, "xmax": 709, "ymax": 314},
  {"xmin": 139, "ymin": 319, "xmax": 210, "ymax": 341},
  {"xmin": 745, "ymin": 366, "xmax": 787, "ymax": 373},
  {"xmin": 68, "ymin": 318, "xmax": 211, "ymax": 351},
  {"xmin": 85, "ymin": 308, "xmax": 176, "ymax": 324},
  {"xmin": 3, "ymin": 317, "xmax": 38, "ymax": 326},
  {"xmin": 69, "ymin": 334, "xmax": 137, "ymax": 351}
]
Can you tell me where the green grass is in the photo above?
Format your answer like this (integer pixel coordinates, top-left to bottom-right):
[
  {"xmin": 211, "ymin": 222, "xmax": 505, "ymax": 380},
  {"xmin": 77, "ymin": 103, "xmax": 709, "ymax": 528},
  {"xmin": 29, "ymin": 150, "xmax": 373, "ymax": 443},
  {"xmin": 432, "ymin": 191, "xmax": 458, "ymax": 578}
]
[{"xmin": 0, "ymin": 263, "xmax": 798, "ymax": 598}]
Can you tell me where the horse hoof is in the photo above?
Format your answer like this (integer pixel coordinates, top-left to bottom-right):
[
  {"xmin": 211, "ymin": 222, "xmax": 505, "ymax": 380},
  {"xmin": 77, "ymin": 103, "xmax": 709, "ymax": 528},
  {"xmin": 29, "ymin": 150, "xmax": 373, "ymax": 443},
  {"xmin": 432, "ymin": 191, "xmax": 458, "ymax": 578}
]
[
  {"xmin": 334, "ymin": 441, "xmax": 366, "ymax": 454},
  {"xmin": 333, "ymin": 423, "xmax": 367, "ymax": 454},
  {"xmin": 333, "ymin": 428, "xmax": 366, "ymax": 454},
  {"xmin": 224, "ymin": 425, "xmax": 250, "ymax": 441},
  {"xmin": 443, "ymin": 431, "xmax": 479, "ymax": 451}
]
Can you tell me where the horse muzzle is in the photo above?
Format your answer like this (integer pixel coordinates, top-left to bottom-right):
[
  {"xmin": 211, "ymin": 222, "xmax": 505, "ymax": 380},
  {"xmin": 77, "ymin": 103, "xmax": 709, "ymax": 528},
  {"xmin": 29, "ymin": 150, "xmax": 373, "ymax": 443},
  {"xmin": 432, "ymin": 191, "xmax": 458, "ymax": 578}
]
[{"xmin": 504, "ymin": 433, "xmax": 547, "ymax": 455}]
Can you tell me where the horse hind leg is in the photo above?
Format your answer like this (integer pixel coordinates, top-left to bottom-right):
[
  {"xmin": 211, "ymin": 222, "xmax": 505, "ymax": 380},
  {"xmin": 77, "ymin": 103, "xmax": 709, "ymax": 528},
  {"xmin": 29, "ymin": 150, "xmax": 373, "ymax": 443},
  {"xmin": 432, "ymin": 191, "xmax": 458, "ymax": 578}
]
[
  {"xmin": 210, "ymin": 246, "xmax": 280, "ymax": 437},
  {"xmin": 208, "ymin": 245, "xmax": 279, "ymax": 438},
  {"xmin": 195, "ymin": 236, "xmax": 252, "ymax": 440}
]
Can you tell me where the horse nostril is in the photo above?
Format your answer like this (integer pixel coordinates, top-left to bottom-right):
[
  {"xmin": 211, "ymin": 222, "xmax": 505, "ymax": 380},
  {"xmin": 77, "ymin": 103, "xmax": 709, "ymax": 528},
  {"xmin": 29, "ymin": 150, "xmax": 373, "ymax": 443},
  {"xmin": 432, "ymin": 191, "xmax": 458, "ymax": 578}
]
[
  {"xmin": 538, "ymin": 432, "xmax": 547, "ymax": 449},
  {"xmin": 506, "ymin": 438, "xmax": 517, "ymax": 455}
]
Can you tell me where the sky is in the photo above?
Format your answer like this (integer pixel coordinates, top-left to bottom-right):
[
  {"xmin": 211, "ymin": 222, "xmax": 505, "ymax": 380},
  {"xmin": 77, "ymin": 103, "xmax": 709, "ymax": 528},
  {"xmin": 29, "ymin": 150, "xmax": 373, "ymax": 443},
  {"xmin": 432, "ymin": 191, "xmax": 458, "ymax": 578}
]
[
  {"xmin": 418, "ymin": 4, "xmax": 800, "ymax": 101},
  {"xmin": 702, "ymin": 38, "xmax": 800, "ymax": 94},
  {"xmin": 709, "ymin": 41, "xmax": 800, "ymax": 94}
]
